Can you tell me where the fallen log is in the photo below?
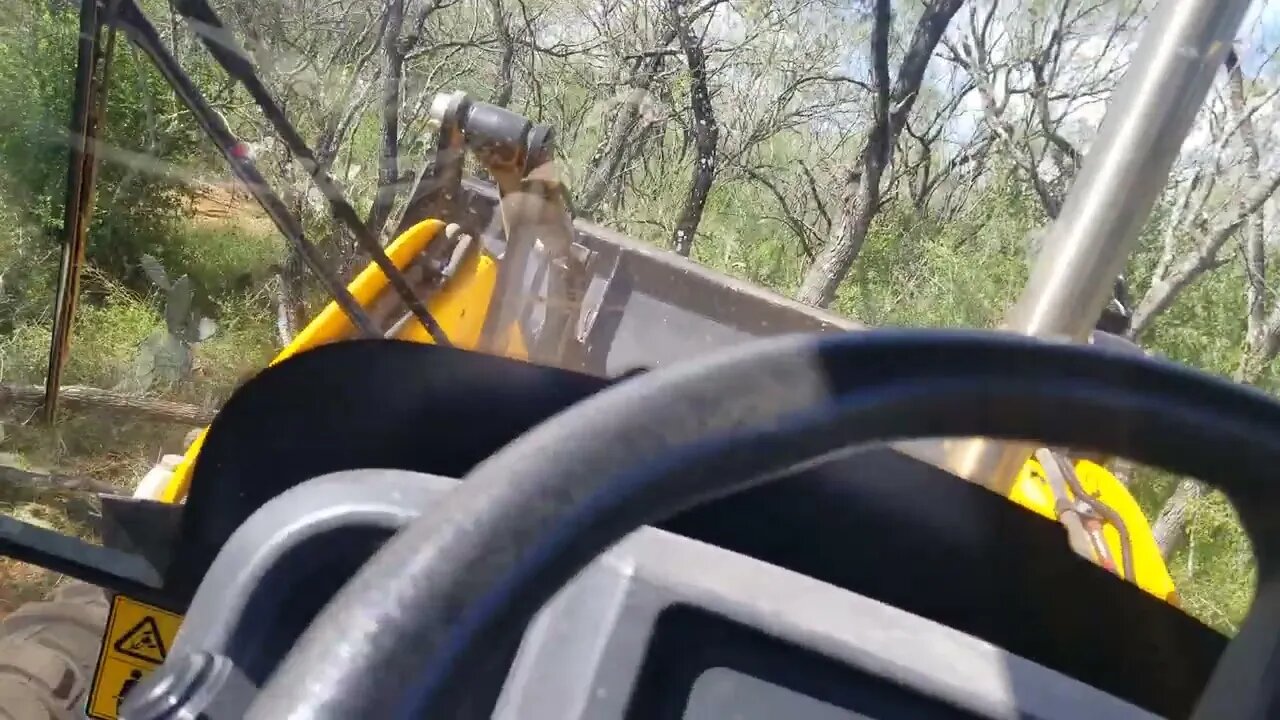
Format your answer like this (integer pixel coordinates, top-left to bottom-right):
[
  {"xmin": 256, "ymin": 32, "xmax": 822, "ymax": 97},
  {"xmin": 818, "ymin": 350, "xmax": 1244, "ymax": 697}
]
[
  {"xmin": 0, "ymin": 384, "xmax": 214, "ymax": 426},
  {"xmin": 0, "ymin": 465, "xmax": 120, "ymax": 495}
]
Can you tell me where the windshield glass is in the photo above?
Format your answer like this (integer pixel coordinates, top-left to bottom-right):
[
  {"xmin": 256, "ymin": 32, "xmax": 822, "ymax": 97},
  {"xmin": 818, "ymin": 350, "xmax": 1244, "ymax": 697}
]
[{"xmin": 0, "ymin": 0, "xmax": 1274, "ymax": 637}]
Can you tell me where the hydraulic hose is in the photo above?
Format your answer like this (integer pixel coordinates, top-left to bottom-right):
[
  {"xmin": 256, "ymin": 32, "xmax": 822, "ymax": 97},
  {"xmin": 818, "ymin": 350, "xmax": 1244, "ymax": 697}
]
[
  {"xmin": 1051, "ymin": 450, "xmax": 1138, "ymax": 583},
  {"xmin": 247, "ymin": 331, "xmax": 1280, "ymax": 720}
]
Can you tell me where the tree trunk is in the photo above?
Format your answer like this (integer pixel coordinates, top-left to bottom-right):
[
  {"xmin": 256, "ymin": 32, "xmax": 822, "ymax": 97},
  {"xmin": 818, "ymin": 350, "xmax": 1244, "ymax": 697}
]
[
  {"xmin": 281, "ymin": 248, "xmax": 309, "ymax": 335},
  {"xmin": 1128, "ymin": 249, "xmax": 1223, "ymax": 339},
  {"xmin": 489, "ymin": 0, "xmax": 515, "ymax": 107},
  {"xmin": 577, "ymin": 28, "xmax": 679, "ymax": 215},
  {"xmin": 1148, "ymin": 50, "xmax": 1276, "ymax": 561},
  {"xmin": 0, "ymin": 465, "xmax": 118, "ymax": 495},
  {"xmin": 271, "ymin": 271, "xmax": 295, "ymax": 345},
  {"xmin": 366, "ymin": 0, "xmax": 407, "ymax": 238},
  {"xmin": 796, "ymin": 169, "xmax": 881, "ymax": 306},
  {"xmin": 795, "ymin": 0, "xmax": 965, "ymax": 308},
  {"xmin": 1152, "ymin": 479, "xmax": 1202, "ymax": 559},
  {"xmin": 0, "ymin": 384, "xmax": 214, "ymax": 426},
  {"xmin": 668, "ymin": 3, "xmax": 718, "ymax": 257},
  {"xmin": 1228, "ymin": 49, "xmax": 1268, "ymax": 359}
]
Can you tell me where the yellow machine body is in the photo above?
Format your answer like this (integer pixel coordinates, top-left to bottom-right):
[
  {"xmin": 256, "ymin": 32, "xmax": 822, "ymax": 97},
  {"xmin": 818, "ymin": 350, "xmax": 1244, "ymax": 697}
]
[
  {"xmin": 1009, "ymin": 458, "xmax": 1178, "ymax": 605},
  {"xmin": 156, "ymin": 217, "xmax": 1179, "ymax": 607}
]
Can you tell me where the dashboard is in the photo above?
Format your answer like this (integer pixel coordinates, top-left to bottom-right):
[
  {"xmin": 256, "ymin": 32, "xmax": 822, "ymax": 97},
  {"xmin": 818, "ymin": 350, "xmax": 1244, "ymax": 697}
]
[
  {"xmin": 169, "ymin": 469, "xmax": 1158, "ymax": 720},
  {"xmin": 685, "ymin": 668, "xmax": 873, "ymax": 720},
  {"xmin": 635, "ymin": 610, "xmax": 981, "ymax": 720},
  {"xmin": 494, "ymin": 495, "xmax": 1157, "ymax": 720},
  {"xmin": 161, "ymin": 340, "xmax": 1225, "ymax": 719}
]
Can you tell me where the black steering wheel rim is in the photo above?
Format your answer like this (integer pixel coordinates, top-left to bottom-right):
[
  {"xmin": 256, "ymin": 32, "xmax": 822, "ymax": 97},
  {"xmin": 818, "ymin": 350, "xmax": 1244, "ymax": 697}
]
[{"xmin": 246, "ymin": 330, "xmax": 1280, "ymax": 719}]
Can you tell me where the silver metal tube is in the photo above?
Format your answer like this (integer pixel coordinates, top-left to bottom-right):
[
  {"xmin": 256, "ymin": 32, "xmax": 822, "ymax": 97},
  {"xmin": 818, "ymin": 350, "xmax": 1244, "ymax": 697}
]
[{"xmin": 944, "ymin": 0, "xmax": 1252, "ymax": 494}]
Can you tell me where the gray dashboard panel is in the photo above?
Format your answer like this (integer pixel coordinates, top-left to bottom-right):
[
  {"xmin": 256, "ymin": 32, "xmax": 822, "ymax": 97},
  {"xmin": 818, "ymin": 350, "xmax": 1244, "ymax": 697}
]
[
  {"xmin": 686, "ymin": 668, "xmax": 873, "ymax": 720},
  {"xmin": 172, "ymin": 470, "xmax": 1158, "ymax": 720},
  {"xmin": 494, "ymin": 523, "xmax": 1158, "ymax": 720},
  {"xmin": 171, "ymin": 469, "xmax": 458, "ymax": 658}
]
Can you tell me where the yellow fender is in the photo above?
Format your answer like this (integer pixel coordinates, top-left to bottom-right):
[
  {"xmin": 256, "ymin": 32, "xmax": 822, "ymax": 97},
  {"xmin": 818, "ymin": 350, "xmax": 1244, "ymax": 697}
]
[{"xmin": 1009, "ymin": 457, "xmax": 1178, "ymax": 605}]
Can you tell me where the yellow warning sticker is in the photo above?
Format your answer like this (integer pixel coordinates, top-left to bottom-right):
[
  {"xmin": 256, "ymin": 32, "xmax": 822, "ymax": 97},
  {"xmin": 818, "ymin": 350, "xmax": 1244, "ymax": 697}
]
[{"xmin": 85, "ymin": 595, "xmax": 184, "ymax": 720}]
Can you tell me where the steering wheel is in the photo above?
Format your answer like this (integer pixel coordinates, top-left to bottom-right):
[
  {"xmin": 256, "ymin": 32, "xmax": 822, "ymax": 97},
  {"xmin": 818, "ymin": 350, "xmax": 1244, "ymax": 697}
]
[{"xmin": 241, "ymin": 331, "xmax": 1280, "ymax": 719}]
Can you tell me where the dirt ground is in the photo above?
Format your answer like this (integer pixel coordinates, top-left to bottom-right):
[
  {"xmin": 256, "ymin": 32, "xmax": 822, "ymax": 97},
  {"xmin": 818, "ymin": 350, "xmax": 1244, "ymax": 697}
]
[
  {"xmin": 0, "ymin": 560, "xmax": 59, "ymax": 617},
  {"xmin": 187, "ymin": 181, "xmax": 276, "ymax": 236}
]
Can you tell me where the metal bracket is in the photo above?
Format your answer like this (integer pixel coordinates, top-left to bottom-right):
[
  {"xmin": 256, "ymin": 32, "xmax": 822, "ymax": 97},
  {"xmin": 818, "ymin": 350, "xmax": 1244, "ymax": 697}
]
[{"xmin": 405, "ymin": 92, "xmax": 589, "ymax": 368}]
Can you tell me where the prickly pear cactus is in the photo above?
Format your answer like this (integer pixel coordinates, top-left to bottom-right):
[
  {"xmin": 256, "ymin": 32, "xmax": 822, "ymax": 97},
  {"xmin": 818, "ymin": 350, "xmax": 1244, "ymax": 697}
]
[{"xmin": 115, "ymin": 255, "xmax": 217, "ymax": 395}]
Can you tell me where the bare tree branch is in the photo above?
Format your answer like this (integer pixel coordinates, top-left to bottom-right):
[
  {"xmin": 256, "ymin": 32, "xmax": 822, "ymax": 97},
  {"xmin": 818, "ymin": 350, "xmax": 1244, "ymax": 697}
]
[
  {"xmin": 1152, "ymin": 479, "xmax": 1202, "ymax": 559},
  {"xmin": 744, "ymin": 167, "xmax": 817, "ymax": 258},
  {"xmin": 1130, "ymin": 165, "xmax": 1280, "ymax": 339},
  {"xmin": 489, "ymin": 0, "xmax": 516, "ymax": 106},
  {"xmin": 577, "ymin": 25, "xmax": 680, "ymax": 214}
]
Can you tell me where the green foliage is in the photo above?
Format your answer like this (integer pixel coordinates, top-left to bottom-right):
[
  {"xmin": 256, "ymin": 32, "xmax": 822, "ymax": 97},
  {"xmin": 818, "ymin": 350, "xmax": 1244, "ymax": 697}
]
[
  {"xmin": 155, "ymin": 221, "xmax": 286, "ymax": 298},
  {"xmin": 1170, "ymin": 492, "xmax": 1255, "ymax": 635},
  {"xmin": 833, "ymin": 176, "xmax": 1042, "ymax": 327},
  {"xmin": 0, "ymin": 198, "xmax": 55, "ymax": 329},
  {"xmin": 0, "ymin": 0, "xmax": 204, "ymax": 289},
  {"xmin": 0, "ymin": 274, "xmax": 160, "ymax": 388},
  {"xmin": 691, "ymin": 182, "xmax": 811, "ymax": 293},
  {"xmin": 1142, "ymin": 267, "xmax": 1248, "ymax": 380}
]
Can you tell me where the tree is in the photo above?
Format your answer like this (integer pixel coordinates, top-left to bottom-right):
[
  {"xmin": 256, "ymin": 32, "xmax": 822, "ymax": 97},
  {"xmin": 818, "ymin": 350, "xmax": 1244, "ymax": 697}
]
[
  {"xmin": 667, "ymin": 0, "xmax": 718, "ymax": 256},
  {"xmin": 795, "ymin": 0, "xmax": 965, "ymax": 308},
  {"xmin": 1147, "ymin": 48, "xmax": 1280, "ymax": 559},
  {"xmin": 940, "ymin": 0, "xmax": 1142, "ymax": 220},
  {"xmin": 574, "ymin": 13, "xmax": 683, "ymax": 216},
  {"xmin": 1128, "ymin": 70, "xmax": 1280, "ymax": 341}
]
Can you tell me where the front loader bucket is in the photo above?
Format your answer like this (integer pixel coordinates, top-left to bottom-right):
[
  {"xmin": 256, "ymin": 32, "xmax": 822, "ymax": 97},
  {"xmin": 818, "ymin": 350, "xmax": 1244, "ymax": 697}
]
[
  {"xmin": 155, "ymin": 177, "xmax": 859, "ymax": 504},
  {"xmin": 401, "ymin": 178, "xmax": 861, "ymax": 377}
]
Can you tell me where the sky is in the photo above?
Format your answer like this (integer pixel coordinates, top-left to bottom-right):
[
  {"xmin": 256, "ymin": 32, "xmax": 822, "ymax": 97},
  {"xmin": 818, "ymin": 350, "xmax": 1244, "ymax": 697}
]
[
  {"xmin": 933, "ymin": 0, "xmax": 1280, "ymax": 165},
  {"xmin": 1241, "ymin": 0, "xmax": 1280, "ymax": 74}
]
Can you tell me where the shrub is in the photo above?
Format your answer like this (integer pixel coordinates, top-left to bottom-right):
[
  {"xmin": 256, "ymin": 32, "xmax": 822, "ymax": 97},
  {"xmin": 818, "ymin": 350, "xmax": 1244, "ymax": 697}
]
[{"xmin": 0, "ymin": 0, "xmax": 205, "ymax": 309}]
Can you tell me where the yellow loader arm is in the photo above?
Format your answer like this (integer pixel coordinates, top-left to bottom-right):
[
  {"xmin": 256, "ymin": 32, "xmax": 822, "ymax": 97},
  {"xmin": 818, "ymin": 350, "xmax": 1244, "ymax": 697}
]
[
  {"xmin": 1009, "ymin": 457, "xmax": 1178, "ymax": 605},
  {"xmin": 165, "ymin": 96, "xmax": 576, "ymax": 503},
  {"xmin": 159, "ymin": 218, "xmax": 523, "ymax": 503}
]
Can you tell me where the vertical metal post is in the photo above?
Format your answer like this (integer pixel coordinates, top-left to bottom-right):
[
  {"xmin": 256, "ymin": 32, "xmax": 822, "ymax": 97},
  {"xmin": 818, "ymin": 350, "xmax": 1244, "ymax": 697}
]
[
  {"xmin": 944, "ymin": 0, "xmax": 1253, "ymax": 493},
  {"xmin": 43, "ymin": 0, "xmax": 108, "ymax": 423}
]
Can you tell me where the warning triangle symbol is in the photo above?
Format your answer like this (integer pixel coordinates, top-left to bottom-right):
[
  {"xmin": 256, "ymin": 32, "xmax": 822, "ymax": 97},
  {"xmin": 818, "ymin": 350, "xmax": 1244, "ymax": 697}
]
[{"xmin": 112, "ymin": 616, "xmax": 167, "ymax": 664}]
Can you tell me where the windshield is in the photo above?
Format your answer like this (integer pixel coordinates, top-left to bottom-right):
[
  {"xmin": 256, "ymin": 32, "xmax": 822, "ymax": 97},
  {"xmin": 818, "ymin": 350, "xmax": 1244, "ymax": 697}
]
[{"xmin": 0, "ymin": 0, "xmax": 1274, "ymax": 637}]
